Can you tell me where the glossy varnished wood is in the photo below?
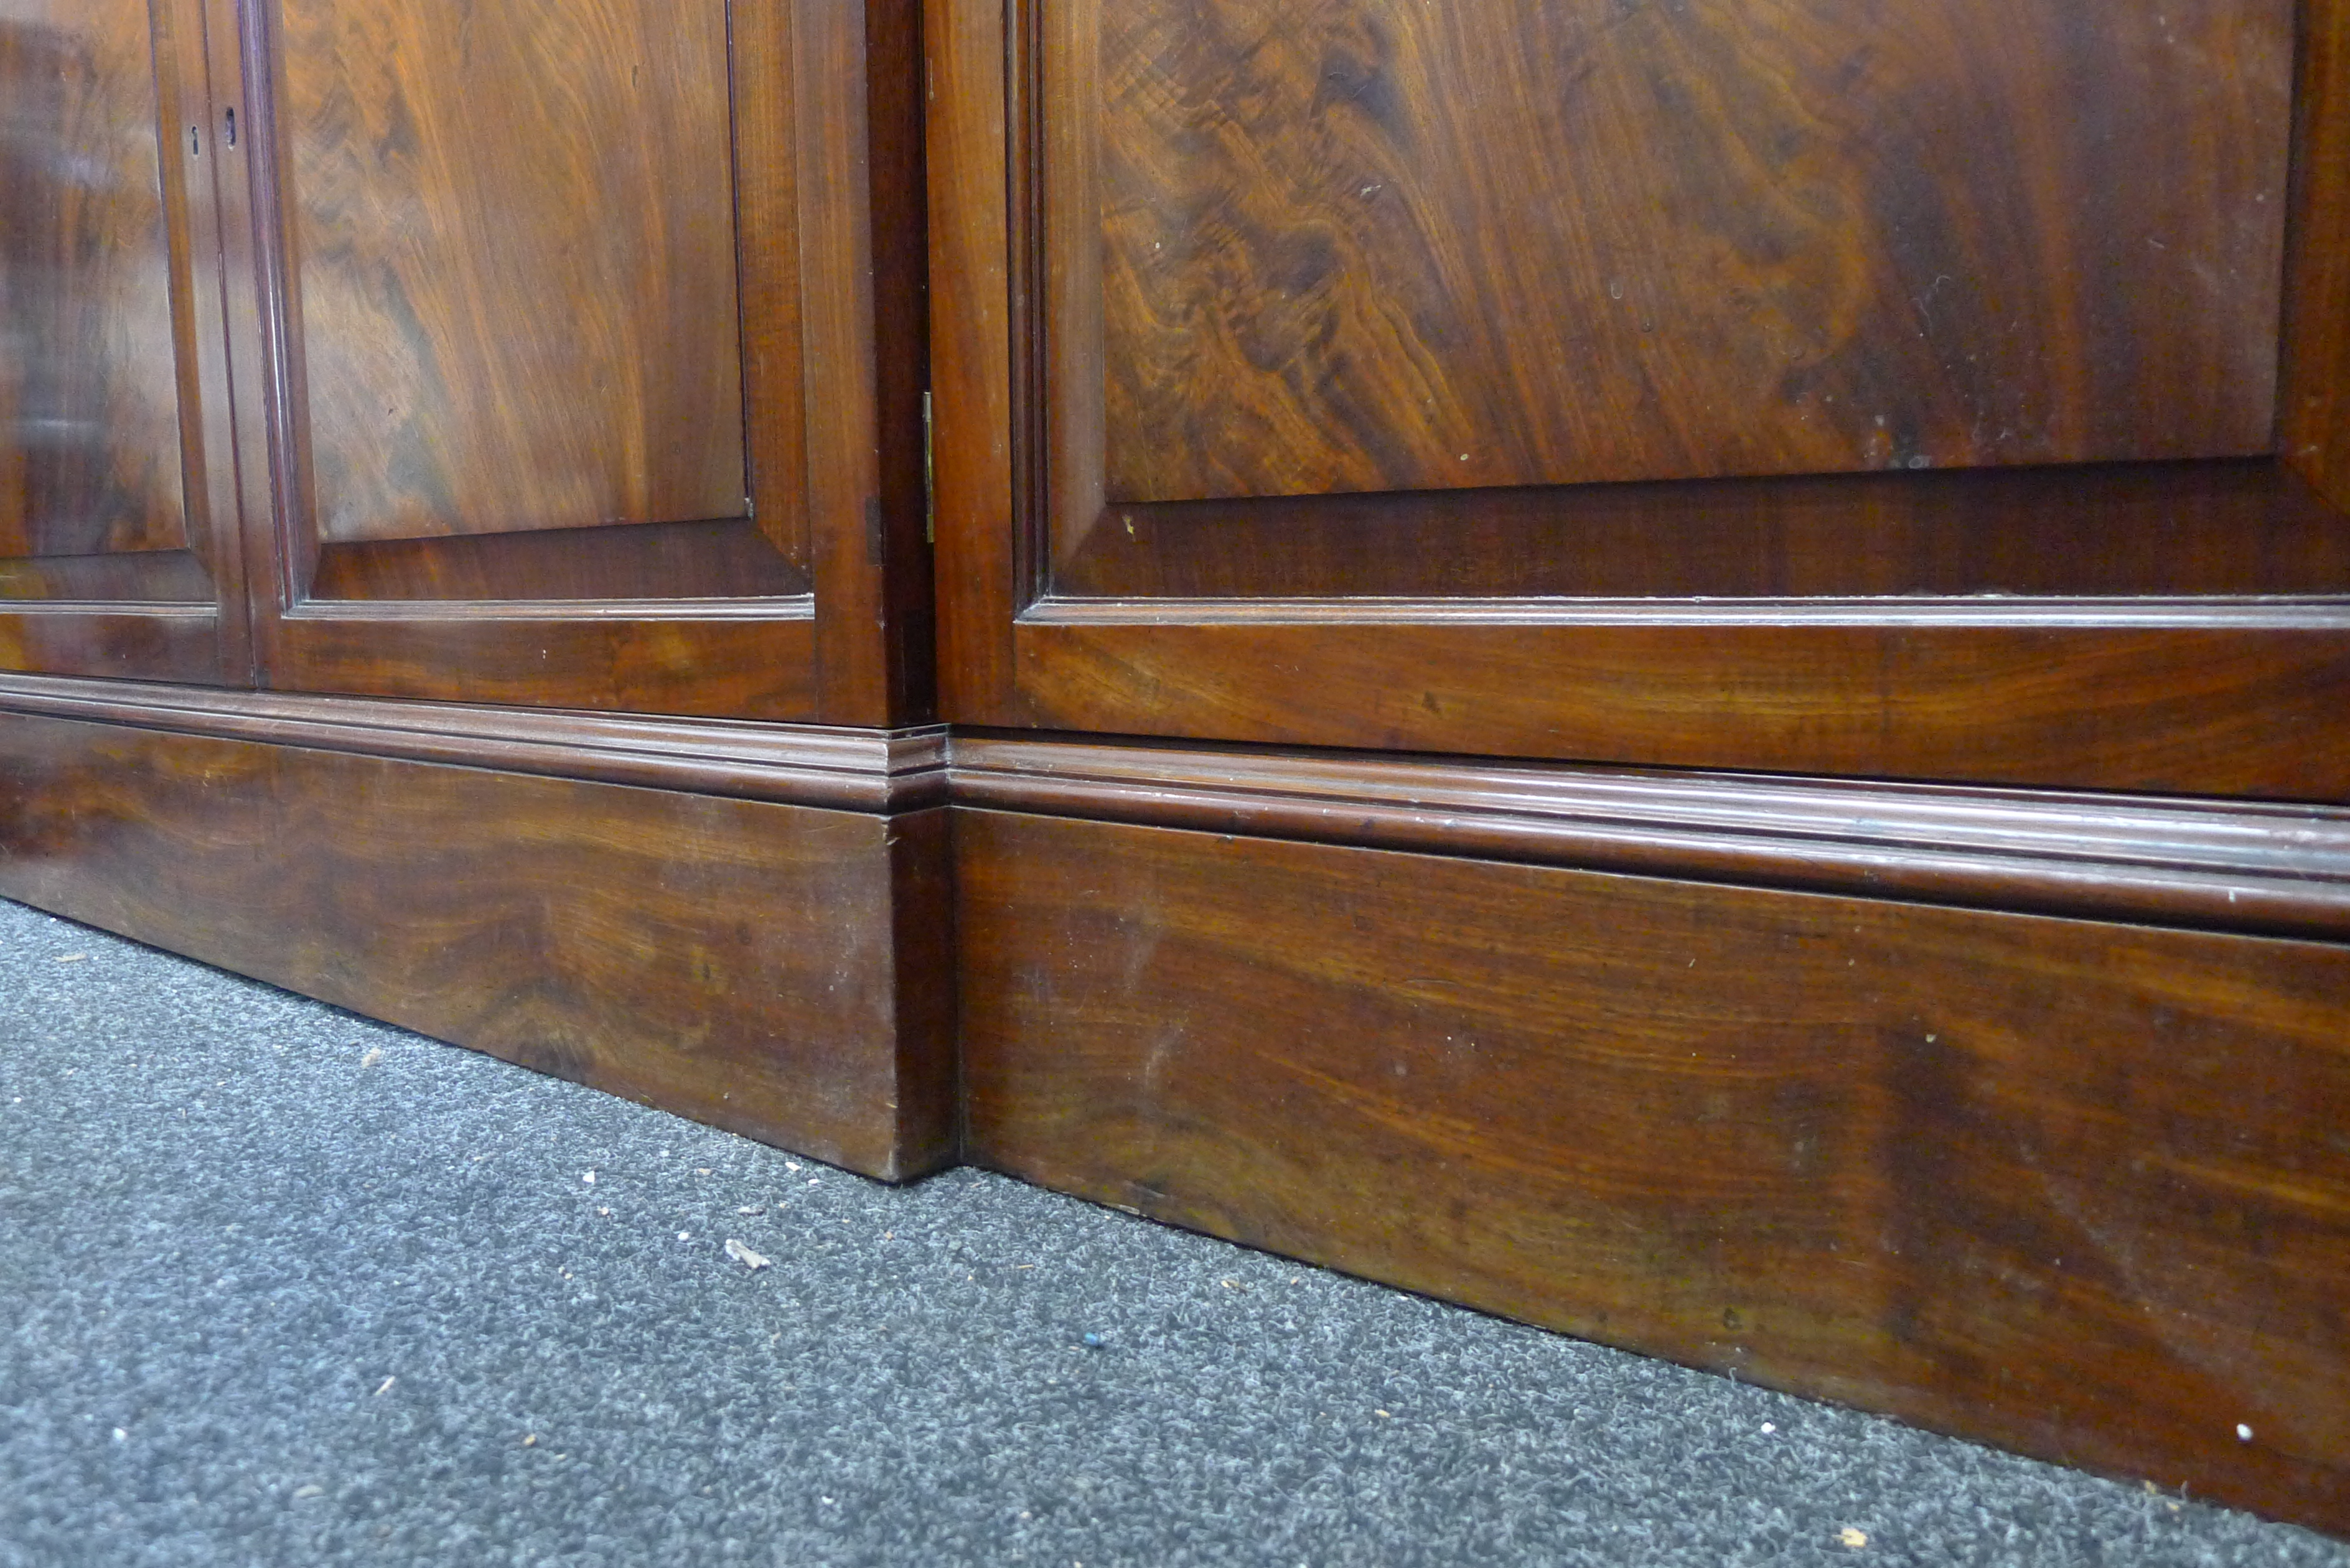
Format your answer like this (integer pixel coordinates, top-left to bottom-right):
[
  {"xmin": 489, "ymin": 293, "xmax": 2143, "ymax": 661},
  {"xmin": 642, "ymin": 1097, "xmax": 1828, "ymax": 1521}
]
[
  {"xmin": 1080, "ymin": 0, "xmax": 2290, "ymax": 502},
  {"xmin": 957, "ymin": 810, "xmax": 2350, "ymax": 1533},
  {"xmin": 0, "ymin": 708, "xmax": 955, "ymax": 1178},
  {"xmin": 2286, "ymin": 0, "xmax": 2350, "ymax": 508},
  {"xmin": 930, "ymin": 0, "xmax": 2350, "ymax": 795},
  {"xmin": 0, "ymin": 0, "xmax": 248, "ymax": 684},
  {"xmin": 205, "ymin": 0, "xmax": 929, "ymax": 722},
  {"xmin": 0, "ymin": 0, "xmax": 190, "ymax": 558},
  {"xmin": 1005, "ymin": 618, "xmax": 2350, "ymax": 801},
  {"xmin": 273, "ymin": 0, "xmax": 747, "ymax": 545},
  {"xmin": 1057, "ymin": 458, "xmax": 2350, "ymax": 600},
  {"xmin": 949, "ymin": 731, "xmax": 2350, "ymax": 939},
  {"xmin": 0, "ymin": 671, "xmax": 948, "ymax": 809}
]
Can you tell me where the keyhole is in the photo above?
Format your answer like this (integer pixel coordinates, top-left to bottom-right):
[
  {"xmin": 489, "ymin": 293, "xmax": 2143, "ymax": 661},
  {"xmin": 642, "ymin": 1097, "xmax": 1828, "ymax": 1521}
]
[
  {"xmin": 189, "ymin": 125, "xmax": 200, "ymax": 156},
  {"xmin": 223, "ymin": 107, "xmax": 238, "ymax": 147}
]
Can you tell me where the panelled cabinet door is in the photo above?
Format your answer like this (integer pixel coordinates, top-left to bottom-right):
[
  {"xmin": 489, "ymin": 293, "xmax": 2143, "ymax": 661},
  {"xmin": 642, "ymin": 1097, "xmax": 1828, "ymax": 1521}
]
[
  {"xmin": 0, "ymin": 0, "xmax": 247, "ymax": 683},
  {"xmin": 932, "ymin": 0, "xmax": 2350, "ymax": 798},
  {"xmin": 210, "ymin": 0, "xmax": 927, "ymax": 721}
]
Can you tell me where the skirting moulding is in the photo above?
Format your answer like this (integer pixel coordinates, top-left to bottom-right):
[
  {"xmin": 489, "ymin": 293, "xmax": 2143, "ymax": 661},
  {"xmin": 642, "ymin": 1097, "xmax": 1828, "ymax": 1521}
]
[
  {"xmin": 9, "ymin": 0, "xmax": 2350, "ymax": 1542},
  {"xmin": 4, "ymin": 673, "xmax": 2349, "ymax": 1533}
]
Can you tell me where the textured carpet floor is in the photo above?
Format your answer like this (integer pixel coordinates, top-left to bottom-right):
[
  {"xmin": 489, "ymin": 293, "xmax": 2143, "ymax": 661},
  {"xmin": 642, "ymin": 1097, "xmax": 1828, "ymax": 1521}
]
[{"xmin": 1, "ymin": 897, "xmax": 2344, "ymax": 1567}]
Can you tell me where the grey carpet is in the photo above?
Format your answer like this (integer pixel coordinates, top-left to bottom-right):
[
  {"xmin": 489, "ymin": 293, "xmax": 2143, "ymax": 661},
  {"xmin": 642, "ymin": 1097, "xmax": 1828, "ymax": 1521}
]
[{"xmin": 2, "ymin": 898, "xmax": 2344, "ymax": 1568}]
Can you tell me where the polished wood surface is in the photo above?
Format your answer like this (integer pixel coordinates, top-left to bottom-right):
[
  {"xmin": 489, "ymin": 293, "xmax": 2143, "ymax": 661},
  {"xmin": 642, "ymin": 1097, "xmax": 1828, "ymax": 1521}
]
[
  {"xmin": 0, "ymin": 0, "xmax": 189, "ymax": 558},
  {"xmin": 1005, "ymin": 618, "xmax": 2350, "ymax": 801},
  {"xmin": 205, "ymin": 0, "xmax": 929, "ymax": 722},
  {"xmin": 1084, "ymin": 0, "xmax": 2290, "ymax": 502},
  {"xmin": 0, "ymin": 708, "xmax": 956, "ymax": 1179},
  {"xmin": 0, "ymin": 671, "xmax": 948, "ymax": 809},
  {"xmin": 930, "ymin": 0, "xmax": 2350, "ymax": 794},
  {"xmin": 949, "ymin": 731, "xmax": 2350, "ymax": 939},
  {"xmin": 0, "ymin": 0, "xmax": 249, "ymax": 684},
  {"xmin": 1058, "ymin": 458, "xmax": 2350, "ymax": 600},
  {"xmin": 957, "ymin": 809, "xmax": 2350, "ymax": 1534},
  {"xmin": 2286, "ymin": 0, "xmax": 2350, "ymax": 510},
  {"xmin": 276, "ymin": 0, "xmax": 746, "ymax": 544}
]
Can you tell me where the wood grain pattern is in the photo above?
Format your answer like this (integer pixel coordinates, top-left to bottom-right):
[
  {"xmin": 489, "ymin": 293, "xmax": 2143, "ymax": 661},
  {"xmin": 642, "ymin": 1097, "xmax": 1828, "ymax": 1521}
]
[
  {"xmin": 1085, "ymin": 0, "xmax": 2292, "ymax": 502},
  {"xmin": 0, "ymin": 670, "xmax": 948, "ymax": 810},
  {"xmin": 266, "ymin": 607, "xmax": 819, "ymax": 719},
  {"xmin": 0, "ymin": 0, "xmax": 189, "ymax": 558},
  {"xmin": 949, "ymin": 731, "xmax": 2350, "ymax": 939},
  {"xmin": 1010, "ymin": 618, "xmax": 2350, "ymax": 802},
  {"xmin": 0, "ymin": 709, "xmax": 956, "ymax": 1179},
  {"xmin": 274, "ymin": 0, "xmax": 747, "ymax": 544},
  {"xmin": 210, "ymin": 0, "xmax": 927, "ymax": 723},
  {"xmin": 304, "ymin": 519, "xmax": 808, "ymax": 604},
  {"xmin": 2285, "ymin": 0, "xmax": 2350, "ymax": 508},
  {"xmin": 1058, "ymin": 457, "xmax": 2350, "ymax": 600},
  {"xmin": 957, "ymin": 810, "xmax": 2350, "ymax": 1534},
  {"xmin": 933, "ymin": 0, "xmax": 2350, "ymax": 796},
  {"xmin": 927, "ymin": 0, "xmax": 1022, "ymax": 720}
]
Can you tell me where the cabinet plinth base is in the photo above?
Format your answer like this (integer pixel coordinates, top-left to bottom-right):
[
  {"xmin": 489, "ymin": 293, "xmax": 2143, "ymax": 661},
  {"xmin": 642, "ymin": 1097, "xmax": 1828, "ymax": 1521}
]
[
  {"xmin": 0, "ymin": 694, "xmax": 953, "ymax": 1181},
  {"xmin": 956, "ymin": 807, "xmax": 2350, "ymax": 1536}
]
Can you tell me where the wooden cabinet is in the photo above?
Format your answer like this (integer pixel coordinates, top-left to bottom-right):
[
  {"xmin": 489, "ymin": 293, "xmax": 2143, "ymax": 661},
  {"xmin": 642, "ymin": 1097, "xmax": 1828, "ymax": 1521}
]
[
  {"xmin": 0, "ymin": 0, "xmax": 246, "ymax": 684},
  {"xmin": 928, "ymin": 0, "xmax": 2350, "ymax": 1533},
  {"xmin": 7, "ymin": 0, "xmax": 2350, "ymax": 1538},
  {"xmin": 934, "ymin": 0, "xmax": 2350, "ymax": 799},
  {"xmin": 1, "ymin": 0, "xmax": 947, "ymax": 1172},
  {"xmin": 5, "ymin": 0, "xmax": 930, "ymax": 722}
]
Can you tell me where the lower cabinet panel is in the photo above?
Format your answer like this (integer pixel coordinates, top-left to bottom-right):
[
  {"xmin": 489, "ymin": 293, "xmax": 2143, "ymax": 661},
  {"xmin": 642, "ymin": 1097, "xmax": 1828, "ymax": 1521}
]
[
  {"xmin": 955, "ymin": 810, "xmax": 2350, "ymax": 1532},
  {"xmin": 0, "ymin": 711, "xmax": 954, "ymax": 1180}
]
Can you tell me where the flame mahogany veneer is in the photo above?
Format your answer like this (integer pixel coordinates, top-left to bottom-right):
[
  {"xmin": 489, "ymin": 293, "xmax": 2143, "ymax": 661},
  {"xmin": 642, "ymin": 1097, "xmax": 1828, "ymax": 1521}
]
[{"xmin": 7, "ymin": 0, "xmax": 2350, "ymax": 1540}]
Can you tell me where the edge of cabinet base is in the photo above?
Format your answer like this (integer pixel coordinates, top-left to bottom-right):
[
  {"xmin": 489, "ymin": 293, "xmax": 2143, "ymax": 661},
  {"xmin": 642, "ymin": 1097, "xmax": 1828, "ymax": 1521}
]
[
  {"xmin": 0, "ymin": 709, "xmax": 955, "ymax": 1182},
  {"xmin": 955, "ymin": 809, "xmax": 2350, "ymax": 1536}
]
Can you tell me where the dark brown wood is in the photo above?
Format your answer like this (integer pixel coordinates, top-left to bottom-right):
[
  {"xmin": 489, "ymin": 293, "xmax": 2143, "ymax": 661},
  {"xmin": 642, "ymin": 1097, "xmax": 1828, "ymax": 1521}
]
[
  {"xmin": 0, "ymin": 0, "xmax": 249, "ymax": 683},
  {"xmin": 0, "ymin": 706, "xmax": 956, "ymax": 1179},
  {"xmin": 927, "ymin": 0, "xmax": 1020, "ymax": 720},
  {"xmin": 260, "ymin": 608, "xmax": 819, "ymax": 719},
  {"xmin": 930, "ymin": 0, "xmax": 2350, "ymax": 796},
  {"xmin": 2285, "ymin": 0, "xmax": 2350, "ymax": 508},
  {"xmin": 272, "ymin": 0, "xmax": 747, "ymax": 546},
  {"xmin": 1003, "ymin": 618, "xmax": 2350, "ymax": 801},
  {"xmin": 807, "ymin": 0, "xmax": 936, "ymax": 726},
  {"xmin": 1, "ymin": 0, "xmax": 190, "ymax": 558},
  {"xmin": 0, "ymin": 671, "xmax": 947, "ymax": 809},
  {"xmin": 1057, "ymin": 459, "xmax": 2350, "ymax": 601},
  {"xmin": 949, "ymin": 732, "xmax": 2350, "ymax": 939},
  {"xmin": 1082, "ymin": 0, "xmax": 2289, "ymax": 502},
  {"xmin": 957, "ymin": 809, "xmax": 2350, "ymax": 1534},
  {"xmin": 202, "ymin": 0, "xmax": 926, "ymax": 722}
]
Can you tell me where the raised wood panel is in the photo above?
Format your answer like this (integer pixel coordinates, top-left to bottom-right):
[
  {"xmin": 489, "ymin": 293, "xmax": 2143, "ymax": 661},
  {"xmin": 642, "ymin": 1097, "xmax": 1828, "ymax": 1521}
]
[
  {"xmin": 0, "ymin": 0, "xmax": 248, "ymax": 684},
  {"xmin": 957, "ymin": 810, "xmax": 2350, "ymax": 1535},
  {"xmin": 276, "ymin": 0, "xmax": 748, "ymax": 545},
  {"xmin": 0, "ymin": 0, "xmax": 189, "ymax": 558},
  {"xmin": 0, "ymin": 708, "xmax": 956, "ymax": 1180},
  {"xmin": 206, "ymin": 0, "xmax": 927, "ymax": 722},
  {"xmin": 1084, "ymin": 0, "xmax": 2290, "ymax": 503},
  {"xmin": 930, "ymin": 0, "xmax": 2350, "ymax": 796}
]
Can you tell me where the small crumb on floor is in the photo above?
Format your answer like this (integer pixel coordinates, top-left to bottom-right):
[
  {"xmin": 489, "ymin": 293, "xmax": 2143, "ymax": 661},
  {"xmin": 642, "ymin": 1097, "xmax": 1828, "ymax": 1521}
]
[
  {"xmin": 1840, "ymin": 1527, "xmax": 1868, "ymax": 1549},
  {"xmin": 724, "ymin": 1239, "xmax": 771, "ymax": 1270},
  {"xmin": 360, "ymin": 1048, "xmax": 382, "ymax": 1068}
]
